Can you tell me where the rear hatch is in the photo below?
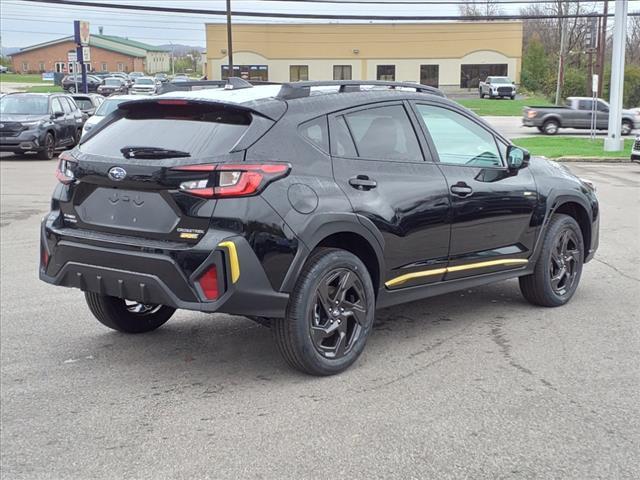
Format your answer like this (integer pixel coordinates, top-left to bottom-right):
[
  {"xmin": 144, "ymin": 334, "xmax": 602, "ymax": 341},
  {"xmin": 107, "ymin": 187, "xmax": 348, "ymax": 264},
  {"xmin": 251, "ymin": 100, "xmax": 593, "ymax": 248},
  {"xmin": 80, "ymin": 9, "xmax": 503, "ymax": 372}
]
[{"xmin": 57, "ymin": 98, "xmax": 278, "ymax": 244}]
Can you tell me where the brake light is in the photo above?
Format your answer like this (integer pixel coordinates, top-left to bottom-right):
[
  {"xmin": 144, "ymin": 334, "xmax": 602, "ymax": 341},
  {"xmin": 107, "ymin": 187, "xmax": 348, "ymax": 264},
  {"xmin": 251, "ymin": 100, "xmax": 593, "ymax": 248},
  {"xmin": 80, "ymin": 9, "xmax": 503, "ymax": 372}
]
[
  {"xmin": 56, "ymin": 151, "xmax": 76, "ymax": 185},
  {"xmin": 196, "ymin": 264, "xmax": 219, "ymax": 300},
  {"xmin": 156, "ymin": 99, "xmax": 189, "ymax": 105},
  {"xmin": 41, "ymin": 244, "xmax": 49, "ymax": 269},
  {"xmin": 172, "ymin": 163, "xmax": 290, "ymax": 199}
]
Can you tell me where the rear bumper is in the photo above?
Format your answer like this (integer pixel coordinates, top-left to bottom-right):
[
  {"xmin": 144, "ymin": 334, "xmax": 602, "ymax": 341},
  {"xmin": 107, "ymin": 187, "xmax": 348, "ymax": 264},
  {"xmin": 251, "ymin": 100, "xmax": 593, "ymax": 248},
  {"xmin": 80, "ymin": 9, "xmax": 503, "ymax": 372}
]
[{"xmin": 39, "ymin": 214, "xmax": 289, "ymax": 318}]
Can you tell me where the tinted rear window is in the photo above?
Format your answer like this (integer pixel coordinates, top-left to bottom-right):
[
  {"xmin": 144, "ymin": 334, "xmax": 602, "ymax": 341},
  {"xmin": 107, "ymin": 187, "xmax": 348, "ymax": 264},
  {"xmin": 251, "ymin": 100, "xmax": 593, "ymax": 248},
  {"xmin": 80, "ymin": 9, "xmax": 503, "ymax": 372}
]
[{"xmin": 80, "ymin": 102, "xmax": 251, "ymax": 158}]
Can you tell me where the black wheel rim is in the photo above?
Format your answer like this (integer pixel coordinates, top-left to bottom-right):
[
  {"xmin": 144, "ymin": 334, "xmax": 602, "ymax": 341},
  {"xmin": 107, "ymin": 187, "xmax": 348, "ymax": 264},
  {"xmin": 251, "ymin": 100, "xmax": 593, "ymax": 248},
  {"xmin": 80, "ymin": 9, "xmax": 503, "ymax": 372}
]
[
  {"xmin": 549, "ymin": 229, "xmax": 580, "ymax": 296},
  {"xmin": 125, "ymin": 300, "xmax": 162, "ymax": 315},
  {"xmin": 309, "ymin": 268, "xmax": 367, "ymax": 359}
]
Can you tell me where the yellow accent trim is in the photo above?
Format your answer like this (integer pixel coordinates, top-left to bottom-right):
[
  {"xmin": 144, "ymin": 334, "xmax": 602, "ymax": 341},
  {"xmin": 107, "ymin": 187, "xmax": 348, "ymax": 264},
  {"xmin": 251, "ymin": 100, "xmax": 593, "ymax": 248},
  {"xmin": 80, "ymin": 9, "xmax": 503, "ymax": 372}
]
[
  {"xmin": 218, "ymin": 241, "xmax": 240, "ymax": 284},
  {"xmin": 384, "ymin": 268, "xmax": 448, "ymax": 288},
  {"xmin": 385, "ymin": 259, "xmax": 529, "ymax": 288}
]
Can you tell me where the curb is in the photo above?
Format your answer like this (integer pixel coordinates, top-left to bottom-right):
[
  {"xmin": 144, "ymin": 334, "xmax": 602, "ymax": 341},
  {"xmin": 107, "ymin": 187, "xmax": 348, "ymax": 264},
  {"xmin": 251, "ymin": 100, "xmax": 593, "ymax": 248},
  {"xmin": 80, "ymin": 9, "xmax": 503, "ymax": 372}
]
[{"xmin": 554, "ymin": 157, "xmax": 633, "ymax": 163}]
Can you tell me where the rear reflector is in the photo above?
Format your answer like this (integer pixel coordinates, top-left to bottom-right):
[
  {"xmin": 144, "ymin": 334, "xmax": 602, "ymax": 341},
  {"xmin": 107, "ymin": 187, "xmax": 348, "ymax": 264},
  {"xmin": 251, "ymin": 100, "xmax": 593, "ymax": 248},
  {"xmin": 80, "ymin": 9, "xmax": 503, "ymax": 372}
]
[
  {"xmin": 41, "ymin": 245, "xmax": 49, "ymax": 269},
  {"xmin": 197, "ymin": 265, "xmax": 219, "ymax": 300}
]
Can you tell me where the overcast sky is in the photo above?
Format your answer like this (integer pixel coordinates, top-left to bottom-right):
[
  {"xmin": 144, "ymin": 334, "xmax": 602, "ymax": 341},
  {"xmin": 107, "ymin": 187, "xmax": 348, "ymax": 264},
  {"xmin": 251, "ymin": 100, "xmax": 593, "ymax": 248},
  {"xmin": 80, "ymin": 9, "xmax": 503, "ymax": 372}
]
[{"xmin": 1, "ymin": 0, "xmax": 639, "ymax": 48}]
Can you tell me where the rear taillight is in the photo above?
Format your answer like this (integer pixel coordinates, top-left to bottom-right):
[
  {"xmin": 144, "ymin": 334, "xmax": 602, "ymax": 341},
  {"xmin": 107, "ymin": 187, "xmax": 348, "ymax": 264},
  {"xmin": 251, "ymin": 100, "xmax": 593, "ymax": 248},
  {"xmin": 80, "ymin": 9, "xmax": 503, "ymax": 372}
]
[
  {"xmin": 56, "ymin": 151, "xmax": 76, "ymax": 185},
  {"xmin": 40, "ymin": 244, "xmax": 49, "ymax": 269},
  {"xmin": 172, "ymin": 163, "xmax": 290, "ymax": 199},
  {"xmin": 196, "ymin": 264, "xmax": 219, "ymax": 300}
]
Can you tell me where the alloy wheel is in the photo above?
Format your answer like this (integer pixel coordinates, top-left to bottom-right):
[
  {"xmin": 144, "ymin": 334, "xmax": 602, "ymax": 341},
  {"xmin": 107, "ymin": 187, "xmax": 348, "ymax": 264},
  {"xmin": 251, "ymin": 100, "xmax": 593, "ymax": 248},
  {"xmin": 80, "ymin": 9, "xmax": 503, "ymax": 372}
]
[
  {"xmin": 125, "ymin": 300, "xmax": 162, "ymax": 315},
  {"xmin": 309, "ymin": 268, "xmax": 367, "ymax": 359},
  {"xmin": 549, "ymin": 229, "xmax": 580, "ymax": 296},
  {"xmin": 44, "ymin": 135, "xmax": 54, "ymax": 159}
]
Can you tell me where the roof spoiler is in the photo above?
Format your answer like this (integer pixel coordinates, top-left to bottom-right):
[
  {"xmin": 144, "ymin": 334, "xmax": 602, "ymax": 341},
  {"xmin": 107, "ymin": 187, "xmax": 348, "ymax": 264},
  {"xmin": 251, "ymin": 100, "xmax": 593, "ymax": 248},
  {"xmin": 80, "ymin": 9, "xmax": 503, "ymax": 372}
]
[
  {"xmin": 156, "ymin": 77, "xmax": 280, "ymax": 95},
  {"xmin": 276, "ymin": 80, "xmax": 446, "ymax": 100}
]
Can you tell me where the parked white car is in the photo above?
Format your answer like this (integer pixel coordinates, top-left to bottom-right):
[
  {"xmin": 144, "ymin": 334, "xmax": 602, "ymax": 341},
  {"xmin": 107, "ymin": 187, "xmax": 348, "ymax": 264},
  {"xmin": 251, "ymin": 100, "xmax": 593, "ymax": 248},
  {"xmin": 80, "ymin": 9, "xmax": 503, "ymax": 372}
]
[
  {"xmin": 130, "ymin": 77, "xmax": 158, "ymax": 95},
  {"xmin": 81, "ymin": 95, "xmax": 135, "ymax": 137}
]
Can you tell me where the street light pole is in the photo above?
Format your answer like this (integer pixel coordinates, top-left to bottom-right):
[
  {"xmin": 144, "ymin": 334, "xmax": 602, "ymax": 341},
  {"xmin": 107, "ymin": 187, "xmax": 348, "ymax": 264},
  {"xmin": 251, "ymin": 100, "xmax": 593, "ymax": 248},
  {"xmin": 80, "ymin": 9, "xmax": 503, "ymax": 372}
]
[
  {"xmin": 554, "ymin": 2, "xmax": 566, "ymax": 105},
  {"xmin": 604, "ymin": 0, "xmax": 629, "ymax": 152},
  {"xmin": 226, "ymin": 0, "xmax": 234, "ymax": 78}
]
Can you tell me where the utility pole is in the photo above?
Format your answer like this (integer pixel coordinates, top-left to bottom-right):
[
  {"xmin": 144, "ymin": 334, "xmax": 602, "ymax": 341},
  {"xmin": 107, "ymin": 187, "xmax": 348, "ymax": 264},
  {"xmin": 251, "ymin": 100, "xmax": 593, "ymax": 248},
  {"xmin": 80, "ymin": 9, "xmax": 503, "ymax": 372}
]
[
  {"xmin": 604, "ymin": 0, "xmax": 629, "ymax": 152},
  {"xmin": 554, "ymin": 1, "xmax": 566, "ymax": 105},
  {"xmin": 226, "ymin": 0, "xmax": 234, "ymax": 78},
  {"xmin": 597, "ymin": 0, "xmax": 608, "ymax": 96}
]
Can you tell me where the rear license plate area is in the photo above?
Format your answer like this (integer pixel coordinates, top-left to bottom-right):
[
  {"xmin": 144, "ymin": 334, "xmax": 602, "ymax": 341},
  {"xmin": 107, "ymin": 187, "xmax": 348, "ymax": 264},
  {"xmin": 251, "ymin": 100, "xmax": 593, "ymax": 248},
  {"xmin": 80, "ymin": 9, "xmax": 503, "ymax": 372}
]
[{"xmin": 76, "ymin": 188, "xmax": 179, "ymax": 233}]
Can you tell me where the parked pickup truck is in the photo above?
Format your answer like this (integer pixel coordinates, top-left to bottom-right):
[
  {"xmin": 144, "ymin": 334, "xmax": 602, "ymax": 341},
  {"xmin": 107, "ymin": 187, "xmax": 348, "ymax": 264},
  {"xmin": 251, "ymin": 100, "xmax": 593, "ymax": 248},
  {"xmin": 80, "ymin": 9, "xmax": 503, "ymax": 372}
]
[
  {"xmin": 523, "ymin": 97, "xmax": 640, "ymax": 135},
  {"xmin": 479, "ymin": 76, "xmax": 517, "ymax": 99}
]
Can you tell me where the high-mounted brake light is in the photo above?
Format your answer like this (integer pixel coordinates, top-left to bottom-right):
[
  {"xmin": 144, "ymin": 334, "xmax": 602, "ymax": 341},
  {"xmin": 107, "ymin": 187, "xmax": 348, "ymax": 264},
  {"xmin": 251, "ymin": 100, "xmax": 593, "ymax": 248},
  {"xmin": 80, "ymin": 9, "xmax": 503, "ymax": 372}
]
[
  {"xmin": 156, "ymin": 99, "xmax": 189, "ymax": 105},
  {"xmin": 172, "ymin": 163, "xmax": 290, "ymax": 199},
  {"xmin": 56, "ymin": 151, "xmax": 76, "ymax": 185}
]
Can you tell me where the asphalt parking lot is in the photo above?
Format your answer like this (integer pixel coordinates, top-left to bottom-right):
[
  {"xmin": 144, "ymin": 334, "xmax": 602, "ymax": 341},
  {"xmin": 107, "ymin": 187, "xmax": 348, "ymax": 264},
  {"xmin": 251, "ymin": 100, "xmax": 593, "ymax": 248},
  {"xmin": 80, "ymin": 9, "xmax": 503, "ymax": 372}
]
[{"xmin": 1, "ymin": 155, "xmax": 639, "ymax": 479}]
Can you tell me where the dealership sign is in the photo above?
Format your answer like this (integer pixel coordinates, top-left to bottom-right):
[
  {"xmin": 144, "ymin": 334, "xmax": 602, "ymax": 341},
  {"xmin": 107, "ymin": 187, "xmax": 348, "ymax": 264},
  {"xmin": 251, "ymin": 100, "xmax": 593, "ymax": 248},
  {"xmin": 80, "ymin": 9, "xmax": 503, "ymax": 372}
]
[{"xmin": 74, "ymin": 20, "xmax": 90, "ymax": 46}]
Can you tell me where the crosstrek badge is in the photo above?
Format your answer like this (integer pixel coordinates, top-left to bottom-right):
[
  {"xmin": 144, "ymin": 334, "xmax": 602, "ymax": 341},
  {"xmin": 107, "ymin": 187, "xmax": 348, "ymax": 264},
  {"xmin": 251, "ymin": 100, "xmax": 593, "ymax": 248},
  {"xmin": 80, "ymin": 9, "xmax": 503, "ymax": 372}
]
[{"xmin": 177, "ymin": 228, "xmax": 204, "ymax": 240}]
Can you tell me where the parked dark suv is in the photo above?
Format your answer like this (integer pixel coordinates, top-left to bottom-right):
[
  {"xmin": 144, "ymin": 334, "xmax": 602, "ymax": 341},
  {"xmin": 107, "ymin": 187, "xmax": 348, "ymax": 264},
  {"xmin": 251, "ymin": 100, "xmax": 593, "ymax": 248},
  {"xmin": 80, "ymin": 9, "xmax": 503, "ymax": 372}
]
[
  {"xmin": 1, "ymin": 93, "xmax": 84, "ymax": 159},
  {"xmin": 40, "ymin": 79, "xmax": 599, "ymax": 375},
  {"xmin": 62, "ymin": 74, "xmax": 103, "ymax": 94}
]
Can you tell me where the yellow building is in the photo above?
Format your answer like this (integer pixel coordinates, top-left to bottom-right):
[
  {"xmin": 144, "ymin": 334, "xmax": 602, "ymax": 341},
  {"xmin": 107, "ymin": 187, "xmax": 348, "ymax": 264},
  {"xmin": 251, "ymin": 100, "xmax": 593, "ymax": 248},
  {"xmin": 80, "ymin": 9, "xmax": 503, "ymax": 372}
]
[{"xmin": 205, "ymin": 22, "xmax": 523, "ymax": 91}]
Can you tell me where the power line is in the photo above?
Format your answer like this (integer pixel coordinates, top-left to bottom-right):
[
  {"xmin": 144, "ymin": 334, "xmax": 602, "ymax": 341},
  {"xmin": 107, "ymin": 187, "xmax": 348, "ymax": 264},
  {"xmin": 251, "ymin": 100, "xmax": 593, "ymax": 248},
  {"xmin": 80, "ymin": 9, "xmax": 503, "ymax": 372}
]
[{"xmin": 17, "ymin": 0, "xmax": 640, "ymax": 20}]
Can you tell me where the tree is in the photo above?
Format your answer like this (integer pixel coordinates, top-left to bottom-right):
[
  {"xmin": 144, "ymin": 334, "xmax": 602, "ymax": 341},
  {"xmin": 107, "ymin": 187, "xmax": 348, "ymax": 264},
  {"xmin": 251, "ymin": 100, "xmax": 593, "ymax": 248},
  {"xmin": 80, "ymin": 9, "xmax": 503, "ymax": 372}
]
[
  {"xmin": 521, "ymin": 38, "xmax": 550, "ymax": 92},
  {"xmin": 458, "ymin": 0, "xmax": 503, "ymax": 17},
  {"xmin": 627, "ymin": 14, "xmax": 640, "ymax": 66}
]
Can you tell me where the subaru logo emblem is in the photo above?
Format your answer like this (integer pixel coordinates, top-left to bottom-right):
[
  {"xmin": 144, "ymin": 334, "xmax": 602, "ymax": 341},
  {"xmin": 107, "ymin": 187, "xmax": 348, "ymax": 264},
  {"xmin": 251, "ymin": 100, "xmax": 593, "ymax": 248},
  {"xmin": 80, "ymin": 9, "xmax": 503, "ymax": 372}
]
[{"xmin": 108, "ymin": 166, "xmax": 127, "ymax": 182}]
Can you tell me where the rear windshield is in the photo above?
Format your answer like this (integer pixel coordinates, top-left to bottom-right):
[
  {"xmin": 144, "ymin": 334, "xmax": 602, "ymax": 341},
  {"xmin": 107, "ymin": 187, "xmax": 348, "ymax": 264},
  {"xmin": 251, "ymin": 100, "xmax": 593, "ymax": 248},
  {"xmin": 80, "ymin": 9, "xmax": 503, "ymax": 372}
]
[
  {"xmin": 74, "ymin": 98, "xmax": 93, "ymax": 110},
  {"xmin": 105, "ymin": 78, "xmax": 122, "ymax": 86},
  {"xmin": 94, "ymin": 98, "xmax": 126, "ymax": 116},
  {"xmin": 80, "ymin": 102, "xmax": 251, "ymax": 158},
  {"xmin": 136, "ymin": 78, "xmax": 154, "ymax": 85}
]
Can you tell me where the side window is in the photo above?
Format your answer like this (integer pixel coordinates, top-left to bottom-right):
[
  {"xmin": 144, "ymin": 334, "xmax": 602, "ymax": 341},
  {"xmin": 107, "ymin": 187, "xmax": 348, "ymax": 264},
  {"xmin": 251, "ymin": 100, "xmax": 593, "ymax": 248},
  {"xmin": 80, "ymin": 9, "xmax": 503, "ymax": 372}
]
[
  {"xmin": 60, "ymin": 97, "xmax": 73, "ymax": 113},
  {"xmin": 331, "ymin": 116, "xmax": 358, "ymax": 158},
  {"xmin": 578, "ymin": 99, "xmax": 593, "ymax": 110},
  {"xmin": 342, "ymin": 105, "xmax": 422, "ymax": 162},
  {"xmin": 597, "ymin": 101, "xmax": 609, "ymax": 112},
  {"xmin": 299, "ymin": 116, "xmax": 329, "ymax": 152},
  {"xmin": 51, "ymin": 98, "xmax": 63, "ymax": 114},
  {"xmin": 416, "ymin": 104, "xmax": 503, "ymax": 167}
]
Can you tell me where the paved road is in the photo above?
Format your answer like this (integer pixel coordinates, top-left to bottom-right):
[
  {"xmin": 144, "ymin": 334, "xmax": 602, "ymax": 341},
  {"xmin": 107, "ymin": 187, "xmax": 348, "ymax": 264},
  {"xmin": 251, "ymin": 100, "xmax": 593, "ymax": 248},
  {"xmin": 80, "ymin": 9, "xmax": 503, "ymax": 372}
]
[
  {"xmin": 483, "ymin": 115, "xmax": 640, "ymax": 139},
  {"xmin": 1, "ymin": 157, "xmax": 639, "ymax": 479}
]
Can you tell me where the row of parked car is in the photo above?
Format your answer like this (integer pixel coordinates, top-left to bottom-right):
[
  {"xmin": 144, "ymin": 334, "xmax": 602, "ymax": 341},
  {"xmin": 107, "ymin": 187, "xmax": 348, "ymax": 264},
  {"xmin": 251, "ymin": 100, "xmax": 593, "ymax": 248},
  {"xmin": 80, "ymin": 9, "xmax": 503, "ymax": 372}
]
[
  {"xmin": 0, "ymin": 92, "xmax": 137, "ymax": 159},
  {"xmin": 61, "ymin": 72, "xmax": 195, "ymax": 96}
]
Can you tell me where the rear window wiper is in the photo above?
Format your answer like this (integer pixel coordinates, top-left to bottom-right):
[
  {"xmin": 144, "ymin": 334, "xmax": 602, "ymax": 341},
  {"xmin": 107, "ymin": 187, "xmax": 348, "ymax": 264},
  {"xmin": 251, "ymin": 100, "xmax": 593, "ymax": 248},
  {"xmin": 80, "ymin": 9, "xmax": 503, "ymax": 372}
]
[{"xmin": 120, "ymin": 146, "xmax": 191, "ymax": 159}]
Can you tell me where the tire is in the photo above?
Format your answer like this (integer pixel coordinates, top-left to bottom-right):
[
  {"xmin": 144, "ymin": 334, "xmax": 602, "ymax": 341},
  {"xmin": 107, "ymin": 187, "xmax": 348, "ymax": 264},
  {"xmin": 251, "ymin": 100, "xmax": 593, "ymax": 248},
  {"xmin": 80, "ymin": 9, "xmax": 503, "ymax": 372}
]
[
  {"xmin": 74, "ymin": 128, "xmax": 82, "ymax": 146},
  {"xmin": 36, "ymin": 133, "xmax": 55, "ymax": 160},
  {"xmin": 537, "ymin": 126, "xmax": 545, "ymax": 133},
  {"xmin": 511, "ymin": 95, "xmax": 516, "ymax": 100},
  {"xmin": 519, "ymin": 214, "xmax": 584, "ymax": 307},
  {"xmin": 273, "ymin": 248, "xmax": 376, "ymax": 376},
  {"xmin": 84, "ymin": 292, "xmax": 175, "ymax": 333},
  {"xmin": 621, "ymin": 120, "xmax": 633, "ymax": 136},
  {"xmin": 542, "ymin": 119, "xmax": 560, "ymax": 135},
  {"xmin": 479, "ymin": 89, "xmax": 484, "ymax": 99}
]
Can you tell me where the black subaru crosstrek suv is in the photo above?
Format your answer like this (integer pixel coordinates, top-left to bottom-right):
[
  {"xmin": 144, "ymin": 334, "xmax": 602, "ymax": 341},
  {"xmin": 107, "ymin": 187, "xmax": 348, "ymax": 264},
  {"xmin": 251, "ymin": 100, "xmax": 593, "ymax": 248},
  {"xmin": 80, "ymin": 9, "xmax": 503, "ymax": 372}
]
[
  {"xmin": 1, "ymin": 93, "xmax": 85, "ymax": 159},
  {"xmin": 40, "ymin": 79, "xmax": 599, "ymax": 375}
]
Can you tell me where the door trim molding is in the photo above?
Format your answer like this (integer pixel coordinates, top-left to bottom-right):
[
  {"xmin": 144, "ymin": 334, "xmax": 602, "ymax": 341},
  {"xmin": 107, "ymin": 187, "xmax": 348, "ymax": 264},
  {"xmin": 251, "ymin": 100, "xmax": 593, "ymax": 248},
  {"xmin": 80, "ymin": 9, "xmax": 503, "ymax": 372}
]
[{"xmin": 385, "ymin": 258, "xmax": 528, "ymax": 288}]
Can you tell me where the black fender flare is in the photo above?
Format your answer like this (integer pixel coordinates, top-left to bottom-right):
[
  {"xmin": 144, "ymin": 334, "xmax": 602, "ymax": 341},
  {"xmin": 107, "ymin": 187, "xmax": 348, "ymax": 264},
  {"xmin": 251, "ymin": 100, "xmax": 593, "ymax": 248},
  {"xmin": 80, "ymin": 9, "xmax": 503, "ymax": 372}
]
[
  {"xmin": 529, "ymin": 190, "xmax": 593, "ymax": 264},
  {"xmin": 279, "ymin": 213, "xmax": 385, "ymax": 293}
]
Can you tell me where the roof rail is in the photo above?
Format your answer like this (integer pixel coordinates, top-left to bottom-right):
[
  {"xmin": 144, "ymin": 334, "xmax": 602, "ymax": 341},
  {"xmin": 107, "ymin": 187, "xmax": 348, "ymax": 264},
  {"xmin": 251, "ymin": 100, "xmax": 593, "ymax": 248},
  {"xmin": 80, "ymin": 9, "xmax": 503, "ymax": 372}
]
[
  {"xmin": 156, "ymin": 77, "xmax": 279, "ymax": 95},
  {"xmin": 276, "ymin": 80, "xmax": 446, "ymax": 100}
]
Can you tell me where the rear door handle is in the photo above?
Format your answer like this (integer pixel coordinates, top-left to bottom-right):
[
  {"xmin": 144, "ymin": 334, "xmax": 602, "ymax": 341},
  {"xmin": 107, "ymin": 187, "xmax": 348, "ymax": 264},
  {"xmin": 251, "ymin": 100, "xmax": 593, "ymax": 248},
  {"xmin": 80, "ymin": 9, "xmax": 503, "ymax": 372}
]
[
  {"xmin": 450, "ymin": 182, "xmax": 473, "ymax": 197},
  {"xmin": 349, "ymin": 175, "xmax": 377, "ymax": 191}
]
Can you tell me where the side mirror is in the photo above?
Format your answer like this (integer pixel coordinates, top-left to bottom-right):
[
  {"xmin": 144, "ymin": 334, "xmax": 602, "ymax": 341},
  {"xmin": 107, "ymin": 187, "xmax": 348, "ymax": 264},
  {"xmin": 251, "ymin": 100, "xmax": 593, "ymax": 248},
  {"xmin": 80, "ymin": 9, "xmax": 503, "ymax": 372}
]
[
  {"xmin": 506, "ymin": 145, "xmax": 530, "ymax": 170},
  {"xmin": 53, "ymin": 110, "xmax": 64, "ymax": 118}
]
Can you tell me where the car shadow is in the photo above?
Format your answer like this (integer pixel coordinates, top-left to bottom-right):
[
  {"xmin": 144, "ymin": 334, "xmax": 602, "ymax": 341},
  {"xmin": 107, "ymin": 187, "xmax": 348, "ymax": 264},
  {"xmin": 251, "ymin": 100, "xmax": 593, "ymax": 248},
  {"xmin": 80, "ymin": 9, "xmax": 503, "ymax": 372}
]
[{"xmin": 63, "ymin": 279, "xmax": 532, "ymax": 383}]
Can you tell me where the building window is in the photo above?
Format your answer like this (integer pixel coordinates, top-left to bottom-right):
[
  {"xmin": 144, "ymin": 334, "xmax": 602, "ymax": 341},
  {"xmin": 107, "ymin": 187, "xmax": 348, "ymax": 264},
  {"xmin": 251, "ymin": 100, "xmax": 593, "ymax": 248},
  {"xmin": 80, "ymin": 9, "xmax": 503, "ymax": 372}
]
[
  {"xmin": 221, "ymin": 65, "xmax": 268, "ymax": 81},
  {"xmin": 376, "ymin": 65, "xmax": 395, "ymax": 81},
  {"xmin": 333, "ymin": 65, "xmax": 352, "ymax": 80},
  {"xmin": 101, "ymin": 62, "xmax": 108, "ymax": 72},
  {"xmin": 68, "ymin": 62, "xmax": 75, "ymax": 73},
  {"xmin": 117, "ymin": 63, "xmax": 124, "ymax": 72},
  {"xmin": 420, "ymin": 65, "xmax": 439, "ymax": 88},
  {"xmin": 460, "ymin": 64, "xmax": 508, "ymax": 88},
  {"xmin": 38, "ymin": 62, "xmax": 45, "ymax": 72},
  {"xmin": 289, "ymin": 65, "xmax": 309, "ymax": 82},
  {"xmin": 54, "ymin": 62, "xmax": 65, "ymax": 73},
  {"xmin": 21, "ymin": 62, "xmax": 29, "ymax": 72}
]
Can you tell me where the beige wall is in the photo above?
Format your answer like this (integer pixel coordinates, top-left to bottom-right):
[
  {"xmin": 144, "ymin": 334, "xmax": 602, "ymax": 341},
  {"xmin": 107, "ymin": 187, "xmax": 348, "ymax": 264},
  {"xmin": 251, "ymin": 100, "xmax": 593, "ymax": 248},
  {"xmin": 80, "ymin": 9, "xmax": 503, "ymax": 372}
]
[{"xmin": 205, "ymin": 22, "xmax": 523, "ymax": 88}]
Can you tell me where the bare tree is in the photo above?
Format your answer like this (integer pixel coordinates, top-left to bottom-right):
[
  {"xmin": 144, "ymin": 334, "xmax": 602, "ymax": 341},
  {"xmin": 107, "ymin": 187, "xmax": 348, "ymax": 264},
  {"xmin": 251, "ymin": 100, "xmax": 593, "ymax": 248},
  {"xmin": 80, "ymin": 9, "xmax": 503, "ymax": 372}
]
[
  {"xmin": 458, "ymin": 0, "xmax": 503, "ymax": 17},
  {"xmin": 627, "ymin": 14, "xmax": 640, "ymax": 66}
]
